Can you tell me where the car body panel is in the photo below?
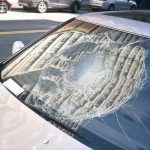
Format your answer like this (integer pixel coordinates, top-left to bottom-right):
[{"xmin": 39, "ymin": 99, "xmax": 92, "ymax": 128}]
[
  {"xmin": 57, "ymin": 0, "xmax": 72, "ymax": 8},
  {"xmin": 18, "ymin": 0, "xmax": 81, "ymax": 9},
  {"xmin": 0, "ymin": 82, "xmax": 91, "ymax": 150},
  {"xmin": 89, "ymin": 0, "xmax": 136, "ymax": 10},
  {"xmin": 77, "ymin": 12, "xmax": 150, "ymax": 37}
]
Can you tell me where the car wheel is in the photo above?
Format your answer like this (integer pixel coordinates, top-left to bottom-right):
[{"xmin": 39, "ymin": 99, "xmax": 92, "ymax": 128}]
[
  {"xmin": 0, "ymin": 2, "xmax": 8, "ymax": 13},
  {"xmin": 37, "ymin": 1, "xmax": 47, "ymax": 13},
  {"xmin": 130, "ymin": 5, "xmax": 136, "ymax": 10},
  {"xmin": 108, "ymin": 4, "xmax": 115, "ymax": 11},
  {"xmin": 71, "ymin": 3, "xmax": 79, "ymax": 13}
]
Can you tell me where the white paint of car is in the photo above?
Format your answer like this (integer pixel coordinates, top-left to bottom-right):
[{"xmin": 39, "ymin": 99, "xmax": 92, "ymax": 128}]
[
  {"xmin": 77, "ymin": 12, "xmax": 150, "ymax": 37},
  {"xmin": 89, "ymin": 0, "xmax": 136, "ymax": 10},
  {"xmin": 90, "ymin": 0, "xmax": 114, "ymax": 9},
  {"xmin": 0, "ymin": 82, "xmax": 91, "ymax": 150}
]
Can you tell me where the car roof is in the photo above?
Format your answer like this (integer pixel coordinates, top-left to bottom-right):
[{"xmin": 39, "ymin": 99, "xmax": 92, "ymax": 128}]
[{"xmin": 77, "ymin": 10, "xmax": 150, "ymax": 38}]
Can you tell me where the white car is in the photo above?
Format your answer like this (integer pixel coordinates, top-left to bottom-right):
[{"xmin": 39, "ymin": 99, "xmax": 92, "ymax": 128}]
[
  {"xmin": 0, "ymin": 10, "xmax": 150, "ymax": 150},
  {"xmin": 90, "ymin": 0, "xmax": 137, "ymax": 11}
]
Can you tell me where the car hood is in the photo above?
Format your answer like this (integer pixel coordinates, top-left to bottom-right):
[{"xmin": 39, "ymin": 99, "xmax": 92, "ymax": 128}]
[{"xmin": 0, "ymin": 83, "xmax": 91, "ymax": 150}]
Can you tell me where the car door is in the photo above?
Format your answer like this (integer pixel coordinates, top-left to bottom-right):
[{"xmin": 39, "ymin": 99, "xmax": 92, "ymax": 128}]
[
  {"xmin": 58, "ymin": 0, "xmax": 71, "ymax": 8},
  {"xmin": 48, "ymin": 0, "xmax": 59, "ymax": 8},
  {"xmin": 115, "ymin": 0, "xmax": 129, "ymax": 10}
]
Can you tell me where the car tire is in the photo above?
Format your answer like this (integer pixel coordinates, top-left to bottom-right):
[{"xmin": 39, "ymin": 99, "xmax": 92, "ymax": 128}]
[
  {"xmin": 71, "ymin": 2, "xmax": 79, "ymax": 13},
  {"xmin": 37, "ymin": 1, "xmax": 47, "ymax": 13},
  {"xmin": 0, "ymin": 2, "xmax": 8, "ymax": 13},
  {"xmin": 130, "ymin": 5, "xmax": 136, "ymax": 10},
  {"xmin": 108, "ymin": 4, "xmax": 115, "ymax": 11}
]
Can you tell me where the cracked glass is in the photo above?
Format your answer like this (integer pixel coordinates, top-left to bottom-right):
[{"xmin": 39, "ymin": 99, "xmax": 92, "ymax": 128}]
[{"xmin": 2, "ymin": 19, "xmax": 150, "ymax": 150}]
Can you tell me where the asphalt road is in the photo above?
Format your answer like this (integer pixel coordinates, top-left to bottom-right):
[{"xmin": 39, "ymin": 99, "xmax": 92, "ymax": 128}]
[
  {"xmin": 0, "ymin": 8, "xmax": 92, "ymax": 59},
  {"xmin": 0, "ymin": 20, "xmax": 60, "ymax": 59},
  {"xmin": 0, "ymin": 8, "xmax": 93, "ymax": 59}
]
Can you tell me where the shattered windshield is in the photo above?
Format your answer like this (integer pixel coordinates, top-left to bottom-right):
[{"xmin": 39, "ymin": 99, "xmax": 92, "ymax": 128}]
[{"xmin": 2, "ymin": 19, "xmax": 150, "ymax": 150}]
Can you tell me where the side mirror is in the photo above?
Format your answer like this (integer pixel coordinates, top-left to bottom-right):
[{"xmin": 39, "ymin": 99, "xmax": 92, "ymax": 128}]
[{"xmin": 12, "ymin": 41, "xmax": 25, "ymax": 55}]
